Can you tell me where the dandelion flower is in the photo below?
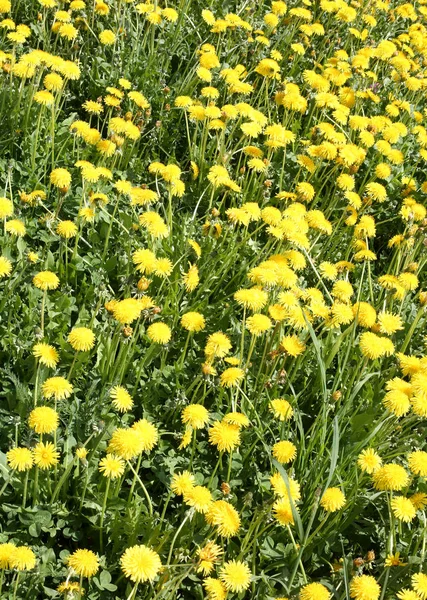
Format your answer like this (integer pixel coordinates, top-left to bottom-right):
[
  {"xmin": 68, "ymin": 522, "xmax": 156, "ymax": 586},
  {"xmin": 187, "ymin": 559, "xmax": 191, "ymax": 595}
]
[
  {"xmin": 281, "ymin": 335, "xmax": 306, "ymax": 357},
  {"xmin": 350, "ymin": 575, "xmax": 381, "ymax": 600},
  {"xmin": 273, "ymin": 440, "xmax": 297, "ymax": 463},
  {"xmin": 9, "ymin": 547, "xmax": 36, "ymax": 571},
  {"xmin": 99, "ymin": 454, "xmax": 125, "ymax": 479},
  {"xmin": 7, "ymin": 447, "xmax": 34, "ymax": 471},
  {"xmin": 320, "ymin": 487, "xmax": 346, "ymax": 512},
  {"xmin": 270, "ymin": 399, "xmax": 293, "ymax": 421},
  {"xmin": 131, "ymin": 419, "xmax": 159, "ymax": 451},
  {"xmin": 0, "ymin": 256, "xmax": 12, "ymax": 278},
  {"xmin": 203, "ymin": 578, "xmax": 227, "ymax": 600},
  {"xmin": 184, "ymin": 485, "xmax": 213, "ymax": 513},
  {"xmin": 408, "ymin": 451, "xmax": 427, "ymax": 476},
  {"xmin": 391, "ymin": 496, "xmax": 416, "ymax": 522},
  {"xmin": 108, "ymin": 428, "xmax": 144, "ymax": 460},
  {"xmin": 205, "ymin": 500, "xmax": 241, "ymax": 537},
  {"xmin": 68, "ymin": 549, "xmax": 99, "ymax": 578},
  {"xmin": 205, "ymin": 332, "xmax": 232, "ymax": 360},
  {"xmin": 68, "ymin": 327, "xmax": 95, "ymax": 351},
  {"xmin": 57, "ymin": 220, "xmax": 77, "ymax": 238},
  {"xmin": 28, "ymin": 406, "xmax": 59, "ymax": 434},
  {"xmin": 0, "ymin": 197, "xmax": 13, "ymax": 218},
  {"xmin": 182, "ymin": 404, "xmax": 209, "ymax": 429},
  {"xmin": 246, "ymin": 314, "xmax": 272, "ymax": 336},
  {"xmin": 33, "ymin": 343, "xmax": 59, "ymax": 368},
  {"xmin": 171, "ymin": 471, "xmax": 195, "ymax": 495},
  {"xmin": 33, "ymin": 271, "xmax": 59, "ymax": 291},
  {"xmin": 113, "ymin": 298, "xmax": 142, "ymax": 324},
  {"xmin": 357, "ymin": 448, "xmax": 382, "ymax": 474},
  {"xmin": 50, "ymin": 168, "xmax": 71, "ymax": 190},
  {"xmin": 300, "ymin": 583, "xmax": 331, "ymax": 600},
  {"xmin": 110, "ymin": 386, "xmax": 133, "ymax": 412},
  {"xmin": 5, "ymin": 219, "xmax": 26, "ymax": 236},
  {"xmin": 219, "ymin": 560, "xmax": 251, "ymax": 593},
  {"xmin": 209, "ymin": 421, "xmax": 240, "ymax": 452},
  {"xmin": 33, "ymin": 442, "xmax": 59, "ymax": 469},
  {"xmin": 0, "ymin": 543, "xmax": 16, "ymax": 569},
  {"xmin": 42, "ymin": 377, "xmax": 73, "ymax": 401},
  {"xmin": 220, "ymin": 367, "xmax": 244, "ymax": 388},
  {"xmin": 181, "ymin": 312, "xmax": 205, "ymax": 332},
  {"xmin": 147, "ymin": 322, "xmax": 171, "ymax": 344},
  {"xmin": 372, "ymin": 464, "xmax": 409, "ymax": 491},
  {"xmin": 120, "ymin": 545, "xmax": 162, "ymax": 583},
  {"xmin": 412, "ymin": 573, "xmax": 427, "ymax": 599},
  {"xmin": 223, "ymin": 412, "xmax": 250, "ymax": 428}
]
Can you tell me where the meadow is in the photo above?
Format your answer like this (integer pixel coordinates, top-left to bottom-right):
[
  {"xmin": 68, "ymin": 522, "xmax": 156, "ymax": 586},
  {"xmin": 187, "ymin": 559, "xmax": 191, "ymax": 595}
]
[{"xmin": 0, "ymin": 0, "xmax": 427, "ymax": 597}]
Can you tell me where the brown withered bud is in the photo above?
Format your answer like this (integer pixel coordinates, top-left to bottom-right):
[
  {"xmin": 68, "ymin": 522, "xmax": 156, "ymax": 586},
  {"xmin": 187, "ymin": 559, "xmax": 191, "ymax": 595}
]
[
  {"xmin": 354, "ymin": 557, "xmax": 365, "ymax": 567},
  {"xmin": 152, "ymin": 306, "xmax": 162, "ymax": 315},
  {"xmin": 165, "ymin": 104, "xmax": 171, "ymax": 111},
  {"xmin": 419, "ymin": 291, "xmax": 427, "ymax": 306},
  {"xmin": 366, "ymin": 550, "xmax": 375, "ymax": 562},
  {"xmin": 264, "ymin": 180, "xmax": 272, "ymax": 187},
  {"xmin": 163, "ymin": 86, "xmax": 170, "ymax": 94},
  {"xmin": 240, "ymin": 167, "xmax": 246, "ymax": 175},
  {"xmin": 156, "ymin": 120, "xmax": 162, "ymax": 128},
  {"xmin": 221, "ymin": 482, "xmax": 231, "ymax": 495}
]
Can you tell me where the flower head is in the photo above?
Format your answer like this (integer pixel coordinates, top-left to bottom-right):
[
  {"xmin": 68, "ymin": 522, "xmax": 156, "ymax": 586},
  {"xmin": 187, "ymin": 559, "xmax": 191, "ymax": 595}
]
[
  {"xmin": 209, "ymin": 421, "xmax": 240, "ymax": 453},
  {"xmin": 120, "ymin": 545, "xmax": 162, "ymax": 583},
  {"xmin": 182, "ymin": 404, "xmax": 209, "ymax": 429},
  {"xmin": 147, "ymin": 322, "xmax": 171, "ymax": 344},
  {"xmin": 9, "ymin": 546, "xmax": 36, "ymax": 571},
  {"xmin": 205, "ymin": 500, "xmax": 241, "ymax": 537},
  {"xmin": 350, "ymin": 575, "xmax": 381, "ymax": 600},
  {"xmin": 110, "ymin": 386, "xmax": 133, "ymax": 412},
  {"xmin": 300, "ymin": 583, "xmax": 331, "ymax": 600},
  {"xmin": 99, "ymin": 454, "xmax": 125, "ymax": 479},
  {"xmin": 67, "ymin": 549, "xmax": 99, "ymax": 578},
  {"xmin": 33, "ymin": 343, "xmax": 59, "ymax": 368},
  {"xmin": 68, "ymin": 327, "xmax": 95, "ymax": 351},
  {"xmin": 219, "ymin": 560, "xmax": 251, "ymax": 593},
  {"xmin": 42, "ymin": 377, "xmax": 73, "ymax": 401},
  {"xmin": 320, "ymin": 487, "xmax": 346, "ymax": 512},
  {"xmin": 33, "ymin": 271, "xmax": 59, "ymax": 291},
  {"xmin": 28, "ymin": 406, "xmax": 59, "ymax": 434},
  {"xmin": 33, "ymin": 442, "xmax": 59, "ymax": 469},
  {"xmin": 7, "ymin": 447, "xmax": 33, "ymax": 471}
]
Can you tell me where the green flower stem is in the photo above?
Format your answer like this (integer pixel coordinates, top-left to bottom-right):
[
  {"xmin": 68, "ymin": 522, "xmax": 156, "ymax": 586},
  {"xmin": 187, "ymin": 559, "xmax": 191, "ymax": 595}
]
[
  {"xmin": 400, "ymin": 306, "xmax": 424, "ymax": 354},
  {"xmin": 126, "ymin": 458, "xmax": 153, "ymax": 517},
  {"xmin": 12, "ymin": 572, "xmax": 20, "ymax": 600},
  {"xmin": 77, "ymin": 574, "xmax": 84, "ymax": 600},
  {"xmin": 32, "ymin": 466, "xmax": 39, "ymax": 507},
  {"xmin": 40, "ymin": 290, "xmax": 47, "ymax": 337},
  {"xmin": 166, "ymin": 511, "xmax": 191, "ymax": 566},
  {"xmin": 99, "ymin": 477, "xmax": 111, "ymax": 554},
  {"xmin": 179, "ymin": 331, "xmax": 191, "ymax": 370},
  {"xmin": 33, "ymin": 360, "xmax": 40, "ymax": 407},
  {"xmin": 22, "ymin": 470, "xmax": 29, "ymax": 508}
]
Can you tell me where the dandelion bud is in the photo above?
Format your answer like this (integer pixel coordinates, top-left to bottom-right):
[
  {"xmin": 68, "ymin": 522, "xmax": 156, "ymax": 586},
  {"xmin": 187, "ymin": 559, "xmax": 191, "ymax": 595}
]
[
  {"xmin": 366, "ymin": 550, "xmax": 375, "ymax": 562},
  {"xmin": 123, "ymin": 326, "xmax": 133, "ymax": 338},
  {"xmin": 156, "ymin": 120, "xmax": 162, "ymax": 128},
  {"xmin": 419, "ymin": 291, "xmax": 427, "ymax": 306},
  {"xmin": 124, "ymin": 111, "xmax": 133, "ymax": 121},
  {"xmin": 407, "ymin": 262, "xmax": 418, "ymax": 272},
  {"xmin": 354, "ymin": 557, "xmax": 364, "ymax": 567},
  {"xmin": 211, "ymin": 208, "xmax": 220, "ymax": 217},
  {"xmin": 221, "ymin": 482, "xmax": 231, "ymax": 495},
  {"xmin": 332, "ymin": 390, "xmax": 342, "ymax": 402},
  {"xmin": 137, "ymin": 277, "xmax": 151, "ymax": 291}
]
